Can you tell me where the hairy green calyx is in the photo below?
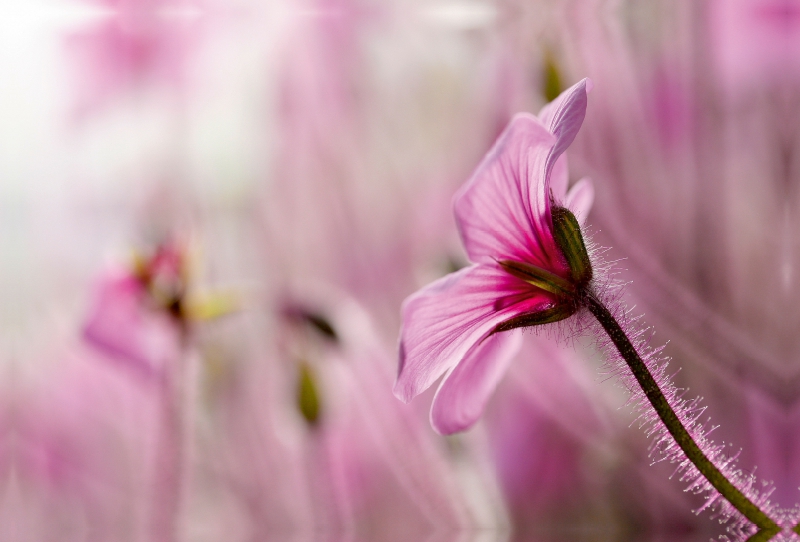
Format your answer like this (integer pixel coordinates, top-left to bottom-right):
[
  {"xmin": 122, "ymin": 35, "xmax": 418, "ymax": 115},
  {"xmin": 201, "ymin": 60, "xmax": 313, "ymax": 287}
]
[{"xmin": 551, "ymin": 205, "xmax": 592, "ymax": 287}]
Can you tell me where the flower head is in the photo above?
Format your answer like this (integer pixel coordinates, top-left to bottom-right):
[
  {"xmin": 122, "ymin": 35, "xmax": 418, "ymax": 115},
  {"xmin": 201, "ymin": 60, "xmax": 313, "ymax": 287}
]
[
  {"xmin": 82, "ymin": 243, "xmax": 186, "ymax": 377},
  {"xmin": 82, "ymin": 240, "xmax": 236, "ymax": 377},
  {"xmin": 395, "ymin": 78, "xmax": 594, "ymax": 434}
]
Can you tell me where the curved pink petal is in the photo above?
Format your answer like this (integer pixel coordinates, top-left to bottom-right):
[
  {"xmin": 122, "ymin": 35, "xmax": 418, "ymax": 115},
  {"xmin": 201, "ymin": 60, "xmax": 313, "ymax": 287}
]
[
  {"xmin": 453, "ymin": 114, "xmax": 565, "ymax": 271},
  {"xmin": 83, "ymin": 274, "xmax": 148, "ymax": 363},
  {"xmin": 430, "ymin": 330, "xmax": 522, "ymax": 434},
  {"xmin": 537, "ymin": 78, "xmax": 592, "ymax": 181},
  {"xmin": 549, "ymin": 153, "xmax": 569, "ymax": 203},
  {"xmin": 395, "ymin": 264, "xmax": 555, "ymax": 403},
  {"xmin": 564, "ymin": 177, "xmax": 594, "ymax": 225},
  {"xmin": 83, "ymin": 271, "xmax": 180, "ymax": 376}
]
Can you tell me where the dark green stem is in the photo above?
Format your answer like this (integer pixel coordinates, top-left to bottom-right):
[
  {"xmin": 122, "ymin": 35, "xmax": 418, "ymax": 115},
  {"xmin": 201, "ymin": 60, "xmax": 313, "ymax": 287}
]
[{"xmin": 583, "ymin": 294, "xmax": 781, "ymax": 541}]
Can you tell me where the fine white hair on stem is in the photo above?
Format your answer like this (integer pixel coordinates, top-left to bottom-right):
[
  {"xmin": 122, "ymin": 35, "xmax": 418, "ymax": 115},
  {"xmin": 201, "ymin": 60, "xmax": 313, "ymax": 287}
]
[{"xmin": 579, "ymin": 245, "xmax": 790, "ymax": 541}]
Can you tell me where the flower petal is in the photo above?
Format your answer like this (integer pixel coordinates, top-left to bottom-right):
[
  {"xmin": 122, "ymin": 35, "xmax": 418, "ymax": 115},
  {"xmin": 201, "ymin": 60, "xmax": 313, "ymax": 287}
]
[
  {"xmin": 564, "ymin": 177, "xmax": 594, "ymax": 225},
  {"xmin": 549, "ymin": 153, "xmax": 569, "ymax": 203},
  {"xmin": 537, "ymin": 78, "xmax": 592, "ymax": 181},
  {"xmin": 453, "ymin": 114, "xmax": 565, "ymax": 271},
  {"xmin": 430, "ymin": 330, "xmax": 523, "ymax": 434},
  {"xmin": 395, "ymin": 264, "xmax": 554, "ymax": 403},
  {"xmin": 83, "ymin": 271, "xmax": 180, "ymax": 376}
]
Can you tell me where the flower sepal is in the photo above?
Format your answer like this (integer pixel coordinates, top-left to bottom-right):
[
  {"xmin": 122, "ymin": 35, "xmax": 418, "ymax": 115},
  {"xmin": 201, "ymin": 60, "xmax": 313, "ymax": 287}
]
[
  {"xmin": 492, "ymin": 303, "xmax": 577, "ymax": 333},
  {"xmin": 496, "ymin": 259, "xmax": 576, "ymax": 296},
  {"xmin": 551, "ymin": 206, "xmax": 592, "ymax": 287}
]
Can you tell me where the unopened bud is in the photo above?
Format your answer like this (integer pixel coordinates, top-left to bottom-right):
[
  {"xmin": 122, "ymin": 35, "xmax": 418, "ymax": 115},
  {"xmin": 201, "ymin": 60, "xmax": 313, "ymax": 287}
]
[{"xmin": 297, "ymin": 362, "xmax": 322, "ymax": 426}]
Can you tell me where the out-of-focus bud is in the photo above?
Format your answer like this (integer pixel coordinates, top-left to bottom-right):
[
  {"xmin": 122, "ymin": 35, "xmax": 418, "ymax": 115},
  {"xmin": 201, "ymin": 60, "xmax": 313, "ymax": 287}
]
[{"xmin": 296, "ymin": 361, "xmax": 323, "ymax": 427}]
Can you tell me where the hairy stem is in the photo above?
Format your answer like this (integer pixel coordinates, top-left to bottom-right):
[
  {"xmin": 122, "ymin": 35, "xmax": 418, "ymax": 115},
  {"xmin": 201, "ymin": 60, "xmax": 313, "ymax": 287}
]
[{"xmin": 584, "ymin": 294, "xmax": 781, "ymax": 541}]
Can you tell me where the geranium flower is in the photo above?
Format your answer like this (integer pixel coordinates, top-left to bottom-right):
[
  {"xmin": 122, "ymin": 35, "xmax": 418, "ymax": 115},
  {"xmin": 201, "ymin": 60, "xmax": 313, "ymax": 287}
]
[
  {"xmin": 394, "ymin": 77, "xmax": 785, "ymax": 538},
  {"xmin": 394, "ymin": 78, "xmax": 594, "ymax": 434}
]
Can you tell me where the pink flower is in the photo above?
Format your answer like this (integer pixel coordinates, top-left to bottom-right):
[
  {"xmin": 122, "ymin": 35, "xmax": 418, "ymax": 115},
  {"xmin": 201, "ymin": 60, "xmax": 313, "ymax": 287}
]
[
  {"xmin": 64, "ymin": 0, "xmax": 202, "ymax": 117},
  {"xmin": 395, "ymin": 79, "xmax": 595, "ymax": 434},
  {"xmin": 82, "ymin": 243, "xmax": 185, "ymax": 378},
  {"xmin": 82, "ymin": 269, "xmax": 182, "ymax": 378}
]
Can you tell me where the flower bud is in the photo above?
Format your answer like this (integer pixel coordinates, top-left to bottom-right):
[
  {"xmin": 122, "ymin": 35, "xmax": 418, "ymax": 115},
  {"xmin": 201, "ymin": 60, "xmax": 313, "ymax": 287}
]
[{"xmin": 297, "ymin": 361, "xmax": 322, "ymax": 426}]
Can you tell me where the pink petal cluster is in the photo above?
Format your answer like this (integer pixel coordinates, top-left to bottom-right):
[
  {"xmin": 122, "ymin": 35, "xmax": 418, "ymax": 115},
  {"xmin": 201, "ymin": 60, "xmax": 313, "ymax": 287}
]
[
  {"xmin": 395, "ymin": 79, "xmax": 594, "ymax": 434},
  {"xmin": 82, "ymin": 244, "xmax": 184, "ymax": 378}
]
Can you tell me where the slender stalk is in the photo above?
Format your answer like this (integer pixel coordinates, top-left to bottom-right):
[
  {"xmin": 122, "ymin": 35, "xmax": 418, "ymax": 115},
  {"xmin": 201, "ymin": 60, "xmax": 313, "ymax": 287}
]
[
  {"xmin": 150, "ymin": 323, "xmax": 191, "ymax": 542},
  {"xmin": 583, "ymin": 294, "xmax": 781, "ymax": 542},
  {"xmin": 149, "ymin": 356, "xmax": 186, "ymax": 542}
]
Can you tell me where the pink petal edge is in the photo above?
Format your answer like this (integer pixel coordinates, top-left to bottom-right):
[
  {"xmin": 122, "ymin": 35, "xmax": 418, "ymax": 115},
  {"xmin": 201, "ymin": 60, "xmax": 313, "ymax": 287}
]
[
  {"xmin": 430, "ymin": 330, "xmax": 523, "ymax": 434},
  {"xmin": 453, "ymin": 115, "xmax": 561, "ymax": 269},
  {"xmin": 537, "ymin": 78, "xmax": 592, "ymax": 181},
  {"xmin": 564, "ymin": 177, "xmax": 594, "ymax": 224}
]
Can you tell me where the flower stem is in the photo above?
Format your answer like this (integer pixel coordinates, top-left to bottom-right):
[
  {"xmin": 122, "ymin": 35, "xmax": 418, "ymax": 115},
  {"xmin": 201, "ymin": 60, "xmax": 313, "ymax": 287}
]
[{"xmin": 583, "ymin": 294, "xmax": 781, "ymax": 541}]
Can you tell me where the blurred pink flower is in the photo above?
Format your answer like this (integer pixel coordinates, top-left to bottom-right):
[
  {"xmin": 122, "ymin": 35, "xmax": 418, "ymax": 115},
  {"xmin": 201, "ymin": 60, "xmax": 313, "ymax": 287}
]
[
  {"xmin": 82, "ymin": 269, "xmax": 181, "ymax": 378},
  {"xmin": 710, "ymin": 0, "xmax": 800, "ymax": 90},
  {"xmin": 5, "ymin": 356, "xmax": 153, "ymax": 542},
  {"xmin": 485, "ymin": 334, "xmax": 614, "ymax": 530},
  {"xmin": 647, "ymin": 65, "xmax": 694, "ymax": 150},
  {"xmin": 395, "ymin": 78, "xmax": 594, "ymax": 434},
  {"xmin": 80, "ymin": 241, "xmax": 213, "ymax": 542},
  {"xmin": 276, "ymin": 288, "xmax": 487, "ymax": 535},
  {"xmin": 65, "ymin": 0, "xmax": 202, "ymax": 116},
  {"xmin": 82, "ymin": 244, "xmax": 185, "ymax": 379}
]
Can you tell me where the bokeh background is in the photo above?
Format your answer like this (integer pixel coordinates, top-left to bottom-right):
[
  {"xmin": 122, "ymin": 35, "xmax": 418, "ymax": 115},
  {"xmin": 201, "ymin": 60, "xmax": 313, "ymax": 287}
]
[{"xmin": 3, "ymin": 0, "xmax": 800, "ymax": 541}]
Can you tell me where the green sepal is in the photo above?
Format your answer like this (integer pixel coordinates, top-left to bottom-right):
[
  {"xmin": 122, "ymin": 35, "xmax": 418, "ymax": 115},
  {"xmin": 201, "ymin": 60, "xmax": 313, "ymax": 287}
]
[
  {"xmin": 551, "ymin": 206, "xmax": 593, "ymax": 286},
  {"xmin": 493, "ymin": 303, "xmax": 577, "ymax": 333},
  {"xmin": 497, "ymin": 259, "xmax": 575, "ymax": 296}
]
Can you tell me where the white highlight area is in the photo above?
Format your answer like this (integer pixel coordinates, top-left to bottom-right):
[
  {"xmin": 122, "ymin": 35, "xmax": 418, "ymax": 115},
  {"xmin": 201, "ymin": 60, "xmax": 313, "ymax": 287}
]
[{"xmin": 420, "ymin": 1, "xmax": 497, "ymax": 29}]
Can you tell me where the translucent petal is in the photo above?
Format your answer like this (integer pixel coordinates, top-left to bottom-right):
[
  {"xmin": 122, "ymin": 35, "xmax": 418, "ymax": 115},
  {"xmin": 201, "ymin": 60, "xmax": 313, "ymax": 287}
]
[
  {"xmin": 453, "ymin": 114, "xmax": 564, "ymax": 272},
  {"xmin": 564, "ymin": 177, "xmax": 594, "ymax": 225},
  {"xmin": 537, "ymin": 78, "xmax": 592, "ymax": 181},
  {"xmin": 430, "ymin": 330, "xmax": 522, "ymax": 434},
  {"xmin": 549, "ymin": 153, "xmax": 569, "ymax": 203},
  {"xmin": 83, "ymin": 271, "xmax": 180, "ymax": 376},
  {"xmin": 395, "ymin": 264, "xmax": 554, "ymax": 403}
]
